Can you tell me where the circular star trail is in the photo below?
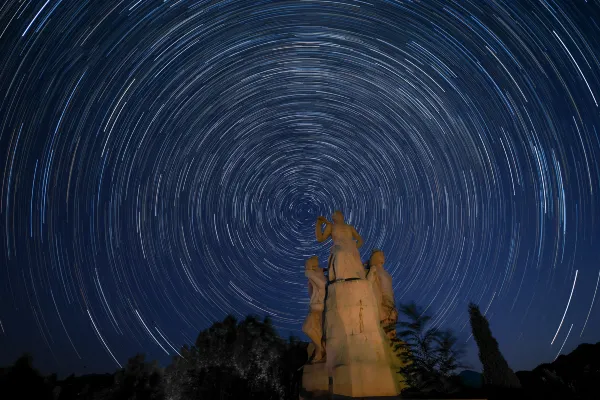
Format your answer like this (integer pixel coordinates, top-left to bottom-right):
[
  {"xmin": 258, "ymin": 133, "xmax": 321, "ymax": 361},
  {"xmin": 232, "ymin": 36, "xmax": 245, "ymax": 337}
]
[{"xmin": 1, "ymin": 0, "xmax": 600, "ymax": 375}]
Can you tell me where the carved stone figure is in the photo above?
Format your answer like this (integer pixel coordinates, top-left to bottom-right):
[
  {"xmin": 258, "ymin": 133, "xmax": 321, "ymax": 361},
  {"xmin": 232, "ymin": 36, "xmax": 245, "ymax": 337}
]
[
  {"xmin": 308, "ymin": 211, "xmax": 400, "ymax": 397},
  {"xmin": 315, "ymin": 211, "xmax": 365, "ymax": 281},
  {"xmin": 302, "ymin": 256, "xmax": 327, "ymax": 362},
  {"xmin": 366, "ymin": 249, "xmax": 410, "ymax": 393},
  {"xmin": 367, "ymin": 249, "xmax": 399, "ymax": 339}
]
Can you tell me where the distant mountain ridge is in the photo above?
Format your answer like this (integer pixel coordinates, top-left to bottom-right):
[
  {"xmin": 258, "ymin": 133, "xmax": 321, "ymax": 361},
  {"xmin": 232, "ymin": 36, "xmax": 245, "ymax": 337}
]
[{"xmin": 515, "ymin": 341, "xmax": 600, "ymax": 399}]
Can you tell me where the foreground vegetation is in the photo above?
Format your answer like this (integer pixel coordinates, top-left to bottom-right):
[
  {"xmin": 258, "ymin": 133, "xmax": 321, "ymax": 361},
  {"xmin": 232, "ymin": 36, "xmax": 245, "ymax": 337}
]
[{"xmin": 1, "ymin": 303, "xmax": 598, "ymax": 399}]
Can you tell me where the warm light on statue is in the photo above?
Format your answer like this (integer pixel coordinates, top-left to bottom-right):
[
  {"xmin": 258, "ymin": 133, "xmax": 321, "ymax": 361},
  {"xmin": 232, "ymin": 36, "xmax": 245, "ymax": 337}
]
[{"xmin": 301, "ymin": 211, "xmax": 406, "ymax": 399}]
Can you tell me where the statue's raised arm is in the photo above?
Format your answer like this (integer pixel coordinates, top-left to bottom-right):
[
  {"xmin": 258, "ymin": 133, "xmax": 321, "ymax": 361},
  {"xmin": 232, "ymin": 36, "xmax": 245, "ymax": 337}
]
[{"xmin": 315, "ymin": 216, "xmax": 332, "ymax": 242}]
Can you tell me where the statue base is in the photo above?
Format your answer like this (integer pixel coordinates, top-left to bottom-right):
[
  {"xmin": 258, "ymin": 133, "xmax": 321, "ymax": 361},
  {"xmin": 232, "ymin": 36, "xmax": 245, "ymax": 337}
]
[
  {"xmin": 301, "ymin": 362, "xmax": 330, "ymax": 399},
  {"xmin": 325, "ymin": 279, "xmax": 400, "ymax": 397}
]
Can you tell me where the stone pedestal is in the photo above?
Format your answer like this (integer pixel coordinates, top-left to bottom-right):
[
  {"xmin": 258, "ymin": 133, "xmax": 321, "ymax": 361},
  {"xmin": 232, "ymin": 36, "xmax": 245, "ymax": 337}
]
[
  {"xmin": 301, "ymin": 362, "xmax": 330, "ymax": 399},
  {"xmin": 325, "ymin": 279, "xmax": 400, "ymax": 397}
]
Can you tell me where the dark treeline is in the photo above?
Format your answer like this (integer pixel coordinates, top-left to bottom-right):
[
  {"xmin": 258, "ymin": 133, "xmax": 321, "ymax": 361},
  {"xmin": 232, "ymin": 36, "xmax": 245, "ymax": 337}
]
[
  {"xmin": 0, "ymin": 315, "xmax": 307, "ymax": 400},
  {"xmin": 1, "ymin": 303, "xmax": 598, "ymax": 400}
]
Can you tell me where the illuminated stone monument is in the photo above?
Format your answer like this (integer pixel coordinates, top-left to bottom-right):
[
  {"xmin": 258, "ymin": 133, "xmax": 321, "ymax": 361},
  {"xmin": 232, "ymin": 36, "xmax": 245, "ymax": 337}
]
[
  {"xmin": 367, "ymin": 249, "xmax": 399, "ymax": 340},
  {"xmin": 301, "ymin": 256, "xmax": 329, "ymax": 397},
  {"xmin": 300, "ymin": 211, "xmax": 402, "ymax": 398}
]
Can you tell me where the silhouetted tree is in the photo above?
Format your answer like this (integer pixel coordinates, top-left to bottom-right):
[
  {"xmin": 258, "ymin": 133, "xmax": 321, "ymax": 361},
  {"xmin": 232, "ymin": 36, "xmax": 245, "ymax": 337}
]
[
  {"xmin": 164, "ymin": 315, "xmax": 291, "ymax": 400},
  {"xmin": 0, "ymin": 316, "xmax": 306, "ymax": 400},
  {"xmin": 112, "ymin": 353, "xmax": 164, "ymax": 400},
  {"xmin": 395, "ymin": 302, "xmax": 465, "ymax": 394},
  {"xmin": 436, "ymin": 329, "xmax": 466, "ymax": 377},
  {"xmin": 279, "ymin": 336, "xmax": 308, "ymax": 400},
  {"xmin": 0, "ymin": 353, "xmax": 53, "ymax": 400},
  {"xmin": 54, "ymin": 372, "xmax": 114, "ymax": 400},
  {"xmin": 164, "ymin": 346, "xmax": 193, "ymax": 400},
  {"xmin": 468, "ymin": 302, "xmax": 521, "ymax": 388},
  {"xmin": 396, "ymin": 302, "xmax": 440, "ymax": 391}
]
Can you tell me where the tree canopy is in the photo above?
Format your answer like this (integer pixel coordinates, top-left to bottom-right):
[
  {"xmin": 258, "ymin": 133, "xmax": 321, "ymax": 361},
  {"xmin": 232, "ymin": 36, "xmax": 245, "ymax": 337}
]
[{"xmin": 395, "ymin": 302, "xmax": 466, "ymax": 395}]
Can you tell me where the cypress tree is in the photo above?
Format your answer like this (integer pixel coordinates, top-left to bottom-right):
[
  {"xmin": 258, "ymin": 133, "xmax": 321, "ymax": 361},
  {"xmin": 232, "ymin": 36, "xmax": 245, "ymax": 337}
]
[{"xmin": 468, "ymin": 303, "xmax": 521, "ymax": 388}]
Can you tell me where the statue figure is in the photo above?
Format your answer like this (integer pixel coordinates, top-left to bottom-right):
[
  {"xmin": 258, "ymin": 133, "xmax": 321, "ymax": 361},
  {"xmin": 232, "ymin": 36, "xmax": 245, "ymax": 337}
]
[
  {"xmin": 367, "ymin": 249, "xmax": 398, "ymax": 339},
  {"xmin": 302, "ymin": 256, "xmax": 327, "ymax": 362},
  {"xmin": 315, "ymin": 211, "xmax": 365, "ymax": 281},
  {"xmin": 302, "ymin": 213, "xmax": 403, "ymax": 397}
]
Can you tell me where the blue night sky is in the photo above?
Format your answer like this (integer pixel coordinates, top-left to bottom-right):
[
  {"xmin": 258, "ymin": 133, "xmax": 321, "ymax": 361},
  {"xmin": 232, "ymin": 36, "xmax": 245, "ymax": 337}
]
[{"xmin": 1, "ymin": 0, "xmax": 599, "ymax": 377}]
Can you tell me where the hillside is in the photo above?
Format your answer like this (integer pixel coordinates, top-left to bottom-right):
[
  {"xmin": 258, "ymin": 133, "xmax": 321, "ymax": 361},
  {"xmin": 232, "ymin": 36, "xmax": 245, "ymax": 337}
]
[{"xmin": 515, "ymin": 342, "xmax": 600, "ymax": 399}]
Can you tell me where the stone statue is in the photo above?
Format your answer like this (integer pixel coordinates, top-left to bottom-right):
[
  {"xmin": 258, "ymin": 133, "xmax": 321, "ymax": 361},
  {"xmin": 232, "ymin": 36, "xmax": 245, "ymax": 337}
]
[
  {"xmin": 367, "ymin": 249, "xmax": 398, "ymax": 339},
  {"xmin": 315, "ymin": 211, "xmax": 365, "ymax": 281},
  {"xmin": 302, "ymin": 256, "xmax": 327, "ymax": 362},
  {"xmin": 306, "ymin": 211, "xmax": 401, "ymax": 397}
]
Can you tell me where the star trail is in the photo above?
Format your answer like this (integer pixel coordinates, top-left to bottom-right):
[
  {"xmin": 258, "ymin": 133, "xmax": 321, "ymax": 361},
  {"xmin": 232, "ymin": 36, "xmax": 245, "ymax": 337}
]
[{"xmin": 1, "ymin": 0, "xmax": 600, "ymax": 376}]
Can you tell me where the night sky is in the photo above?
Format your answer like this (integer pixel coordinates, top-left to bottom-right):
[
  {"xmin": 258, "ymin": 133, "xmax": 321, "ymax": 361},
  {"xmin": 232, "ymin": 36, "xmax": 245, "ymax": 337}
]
[{"xmin": 1, "ymin": 0, "xmax": 600, "ymax": 378}]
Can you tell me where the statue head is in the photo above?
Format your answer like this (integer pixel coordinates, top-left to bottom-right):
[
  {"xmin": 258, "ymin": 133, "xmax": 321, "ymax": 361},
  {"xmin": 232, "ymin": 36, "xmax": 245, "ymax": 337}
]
[
  {"xmin": 305, "ymin": 256, "xmax": 320, "ymax": 271},
  {"xmin": 370, "ymin": 249, "xmax": 385, "ymax": 267},
  {"xmin": 332, "ymin": 210, "xmax": 344, "ymax": 224}
]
